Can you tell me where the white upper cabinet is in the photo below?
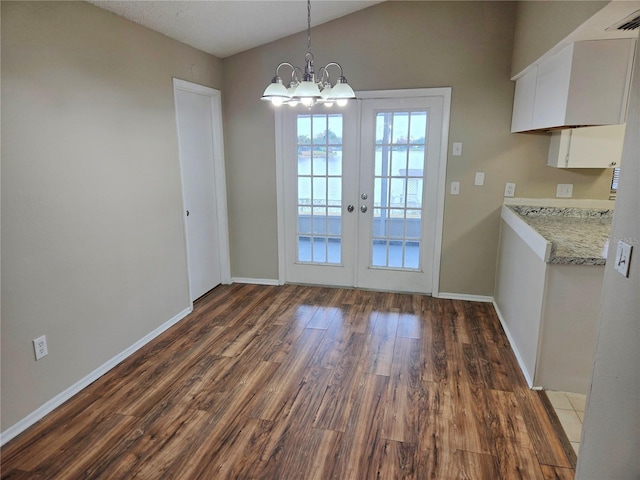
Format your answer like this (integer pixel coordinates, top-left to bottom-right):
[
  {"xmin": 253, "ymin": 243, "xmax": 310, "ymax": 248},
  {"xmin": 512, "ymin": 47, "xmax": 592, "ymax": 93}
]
[
  {"xmin": 547, "ymin": 124, "xmax": 626, "ymax": 169},
  {"xmin": 511, "ymin": 38, "xmax": 637, "ymax": 133},
  {"xmin": 510, "ymin": 66, "xmax": 538, "ymax": 133}
]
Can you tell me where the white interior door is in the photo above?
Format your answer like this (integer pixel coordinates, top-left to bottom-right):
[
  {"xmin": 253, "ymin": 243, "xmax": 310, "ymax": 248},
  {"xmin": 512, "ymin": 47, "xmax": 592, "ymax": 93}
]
[
  {"xmin": 174, "ymin": 79, "xmax": 230, "ymax": 301},
  {"xmin": 278, "ymin": 89, "xmax": 449, "ymax": 294}
]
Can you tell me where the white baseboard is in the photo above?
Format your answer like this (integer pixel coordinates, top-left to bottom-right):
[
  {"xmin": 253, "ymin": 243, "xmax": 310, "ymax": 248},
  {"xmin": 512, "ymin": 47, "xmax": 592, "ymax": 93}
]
[
  {"xmin": 435, "ymin": 292, "xmax": 494, "ymax": 303},
  {"xmin": 0, "ymin": 306, "xmax": 193, "ymax": 446},
  {"xmin": 492, "ymin": 301, "xmax": 534, "ymax": 388},
  {"xmin": 231, "ymin": 277, "xmax": 281, "ymax": 286}
]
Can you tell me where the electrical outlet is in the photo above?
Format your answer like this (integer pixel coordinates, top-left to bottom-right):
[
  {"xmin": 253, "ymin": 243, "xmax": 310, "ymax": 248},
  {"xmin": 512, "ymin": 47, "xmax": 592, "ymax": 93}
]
[
  {"xmin": 504, "ymin": 182, "xmax": 516, "ymax": 197},
  {"xmin": 33, "ymin": 335, "xmax": 48, "ymax": 360}
]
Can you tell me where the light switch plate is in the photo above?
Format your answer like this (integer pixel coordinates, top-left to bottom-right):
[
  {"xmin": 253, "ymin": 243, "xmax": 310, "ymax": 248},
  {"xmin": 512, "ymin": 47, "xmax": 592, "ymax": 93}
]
[
  {"xmin": 474, "ymin": 172, "xmax": 485, "ymax": 186},
  {"xmin": 614, "ymin": 241, "xmax": 632, "ymax": 277},
  {"xmin": 556, "ymin": 184, "xmax": 573, "ymax": 198},
  {"xmin": 452, "ymin": 142, "xmax": 462, "ymax": 156},
  {"xmin": 450, "ymin": 181, "xmax": 460, "ymax": 195}
]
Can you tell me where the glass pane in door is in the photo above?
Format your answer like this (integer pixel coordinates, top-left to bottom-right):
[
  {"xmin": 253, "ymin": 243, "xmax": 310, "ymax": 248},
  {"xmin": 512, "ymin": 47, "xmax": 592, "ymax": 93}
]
[
  {"xmin": 297, "ymin": 113, "xmax": 343, "ymax": 264},
  {"xmin": 372, "ymin": 111, "xmax": 427, "ymax": 269}
]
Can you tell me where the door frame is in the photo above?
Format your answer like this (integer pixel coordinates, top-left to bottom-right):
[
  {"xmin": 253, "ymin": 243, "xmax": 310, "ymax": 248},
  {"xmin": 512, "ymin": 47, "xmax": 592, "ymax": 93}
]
[
  {"xmin": 173, "ymin": 78, "xmax": 231, "ymax": 303},
  {"xmin": 275, "ymin": 88, "xmax": 451, "ymax": 295}
]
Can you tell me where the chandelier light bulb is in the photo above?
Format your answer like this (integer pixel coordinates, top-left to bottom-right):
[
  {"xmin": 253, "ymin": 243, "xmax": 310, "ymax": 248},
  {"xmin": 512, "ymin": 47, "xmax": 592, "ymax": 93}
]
[
  {"xmin": 271, "ymin": 97, "xmax": 284, "ymax": 106},
  {"xmin": 337, "ymin": 99, "xmax": 349, "ymax": 107}
]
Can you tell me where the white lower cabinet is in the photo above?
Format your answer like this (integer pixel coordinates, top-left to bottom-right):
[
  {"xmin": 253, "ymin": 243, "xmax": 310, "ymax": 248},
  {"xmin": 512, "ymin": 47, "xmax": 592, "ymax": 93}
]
[
  {"xmin": 547, "ymin": 124, "xmax": 626, "ymax": 168},
  {"xmin": 495, "ymin": 208, "xmax": 606, "ymax": 393}
]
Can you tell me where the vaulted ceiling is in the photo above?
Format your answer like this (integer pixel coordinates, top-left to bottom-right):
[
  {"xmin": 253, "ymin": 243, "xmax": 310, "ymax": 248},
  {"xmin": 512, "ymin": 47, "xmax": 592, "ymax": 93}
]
[{"xmin": 87, "ymin": 1, "xmax": 383, "ymax": 58}]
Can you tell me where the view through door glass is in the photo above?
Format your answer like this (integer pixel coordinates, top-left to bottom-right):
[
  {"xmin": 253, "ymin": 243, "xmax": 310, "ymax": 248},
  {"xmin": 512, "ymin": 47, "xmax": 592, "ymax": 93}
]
[
  {"xmin": 372, "ymin": 111, "xmax": 427, "ymax": 270},
  {"xmin": 356, "ymin": 94, "xmax": 444, "ymax": 293},
  {"xmin": 296, "ymin": 113, "xmax": 343, "ymax": 265}
]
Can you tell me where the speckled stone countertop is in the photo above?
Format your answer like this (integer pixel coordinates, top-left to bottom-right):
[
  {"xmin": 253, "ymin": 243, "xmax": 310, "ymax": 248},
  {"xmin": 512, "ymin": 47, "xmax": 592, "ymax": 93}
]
[{"xmin": 507, "ymin": 206, "xmax": 612, "ymax": 265}]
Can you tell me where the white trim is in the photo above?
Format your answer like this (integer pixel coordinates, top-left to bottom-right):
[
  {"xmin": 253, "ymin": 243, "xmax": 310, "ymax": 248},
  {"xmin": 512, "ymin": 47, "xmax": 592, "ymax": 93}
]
[
  {"xmin": 0, "ymin": 306, "xmax": 193, "ymax": 446},
  {"xmin": 493, "ymin": 300, "xmax": 535, "ymax": 388},
  {"xmin": 173, "ymin": 78, "xmax": 218, "ymax": 97},
  {"xmin": 431, "ymin": 88, "xmax": 452, "ymax": 297},
  {"xmin": 356, "ymin": 88, "xmax": 452, "ymax": 100},
  {"xmin": 353, "ymin": 99, "xmax": 363, "ymax": 289},
  {"xmin": 275, "ymin": 88, "xmax": 451, "ymax": 295},
  {"xmin": 173, "ymin": 78, "xmax": 232, "ymax": 295},
  {"xmin": 208, "ymin": 89, "xmax": 232, "ymax": 285},
  {"xmin": 435, "ymin": 292, "xmax": 494, "ymax": 303},
  {"xmin": 274, "ymin": 109, "xmax": 287, "ymax": 286},
  {"xmin": 232, "ymin": 277, "xmax": 281, "ymax": 286}
]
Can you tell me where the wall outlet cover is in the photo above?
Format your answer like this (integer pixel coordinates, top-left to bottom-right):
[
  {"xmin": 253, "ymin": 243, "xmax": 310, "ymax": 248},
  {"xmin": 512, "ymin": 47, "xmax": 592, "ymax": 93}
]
[
  {"xmin": 474, "ymin": 172, "xmax": 485, "ymax": 186},
  {"xmin": 450, "ymin": 181, "xmax": 460, "ymax": 195},
  {"xmin": 33, "ymin": 335, "xmax": 48, "ymax": 361},
  {"xmin": 504, "ymin": 183, "xmax": 516, "ymax": 197}
]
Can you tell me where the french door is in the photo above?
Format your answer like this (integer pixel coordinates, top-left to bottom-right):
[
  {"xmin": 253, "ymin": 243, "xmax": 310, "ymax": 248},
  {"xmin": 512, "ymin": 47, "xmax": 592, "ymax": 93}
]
[{"xmin": 278, "ymin": 89, "xmax": 450, "ymax": 294}]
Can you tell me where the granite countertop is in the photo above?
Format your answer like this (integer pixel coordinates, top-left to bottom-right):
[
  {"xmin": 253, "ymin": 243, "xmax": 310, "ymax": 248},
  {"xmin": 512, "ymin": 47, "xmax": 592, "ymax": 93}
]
[{"xmin": 507, "ymin": 206, "xmax": 612, "ymax": 265}]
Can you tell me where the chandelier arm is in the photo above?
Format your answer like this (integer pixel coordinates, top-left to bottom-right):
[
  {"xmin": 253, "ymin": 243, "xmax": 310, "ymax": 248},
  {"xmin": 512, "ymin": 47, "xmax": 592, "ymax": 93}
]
[
  {"xmin": 316, "ymin": 66, "xmax": 330, "ymax": 86},
  {"xmin": 292, "ymin": 66, "xmax": 303, "ymax": 84},
  {"xmin": 275, "ymin": 62, "xmax": 296, "ymax": 77},
  {"xmin": 322, "ymin": 62, "xmax": 345, "ymax": 78}
]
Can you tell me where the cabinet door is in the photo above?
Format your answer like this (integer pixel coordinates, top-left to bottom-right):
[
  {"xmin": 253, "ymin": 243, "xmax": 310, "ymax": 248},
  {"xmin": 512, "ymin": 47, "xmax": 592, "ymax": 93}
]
[
  {"xmin": 547, "ymin": 124, "xmax": 626, "ymax": 168},
  {"xmin": 566, "ymin": 39, "xmax": 635, "ymax": 126},
  {"xmin": 512, "ymin": 38, "xmax": 636, "ymax": 132},
  {"xmin": 567, "ymin": 124, "xmax": 626, "ymax": 168},
  {"xmin": 532, "ymin": 44, "xmax": 573, "ymax": 129},
  {"xmin": 511, "ymin": 66, "xmax": 538, "ymax": 133}
]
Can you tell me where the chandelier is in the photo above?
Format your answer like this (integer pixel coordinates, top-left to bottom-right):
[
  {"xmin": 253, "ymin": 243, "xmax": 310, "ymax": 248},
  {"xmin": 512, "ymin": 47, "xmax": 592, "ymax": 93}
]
[{"xmin": 261, "ymin": 0, "xmax": 356, "ymax": 108}]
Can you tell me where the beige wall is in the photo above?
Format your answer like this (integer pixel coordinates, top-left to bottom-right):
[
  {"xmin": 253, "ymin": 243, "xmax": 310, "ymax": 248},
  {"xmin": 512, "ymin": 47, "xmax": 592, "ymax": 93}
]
[
  {"xmin": 1, "ymin": 2, "xmax": 222, "ymax": 430},
  {"xmin": 576, "ymin": 32, "xmax": 640, "ymax": 480},
  {"xmin": 222, "ymin": 1, "xmax": 613, "ymax": 295},
  {"xmin": 511, "ymin": 1, "xmax": 609, "ymax": 77}
]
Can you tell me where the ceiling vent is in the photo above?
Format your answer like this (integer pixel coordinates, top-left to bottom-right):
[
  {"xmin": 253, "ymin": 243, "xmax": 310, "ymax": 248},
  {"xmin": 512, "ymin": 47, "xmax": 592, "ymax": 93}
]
[{"xmin": 606, "ymin": 10, "xmax": 640, "ymax": 31}]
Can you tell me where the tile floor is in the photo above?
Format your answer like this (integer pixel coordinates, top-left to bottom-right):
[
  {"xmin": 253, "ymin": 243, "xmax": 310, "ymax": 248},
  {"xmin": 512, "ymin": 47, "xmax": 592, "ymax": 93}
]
[{"xmin": 546, "ymin": 390, "xmax": 587, "ymax": 456}]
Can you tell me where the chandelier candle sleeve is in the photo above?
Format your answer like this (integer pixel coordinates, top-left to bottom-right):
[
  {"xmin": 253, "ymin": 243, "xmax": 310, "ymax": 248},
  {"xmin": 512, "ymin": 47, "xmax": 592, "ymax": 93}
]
[{"xmin": 261, "ymin": 0, "xmax": 355, "ymax": 108}]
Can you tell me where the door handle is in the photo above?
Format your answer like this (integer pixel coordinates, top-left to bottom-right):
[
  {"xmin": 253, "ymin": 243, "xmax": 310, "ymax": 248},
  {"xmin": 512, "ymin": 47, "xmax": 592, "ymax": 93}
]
[
  {"xmin": 347, "ymin": 205, "xmax": 354, "ymax": 213},
  {"xmin": 360, "ymin": 205, "xmax": 368, "ymax": 213}
]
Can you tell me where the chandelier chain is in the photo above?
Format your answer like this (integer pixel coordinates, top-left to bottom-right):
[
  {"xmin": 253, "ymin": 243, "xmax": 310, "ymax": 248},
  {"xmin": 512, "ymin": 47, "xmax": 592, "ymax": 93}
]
[{"xmin": 307, "ymin": 0, "xmax": 312, "ymax": 53}]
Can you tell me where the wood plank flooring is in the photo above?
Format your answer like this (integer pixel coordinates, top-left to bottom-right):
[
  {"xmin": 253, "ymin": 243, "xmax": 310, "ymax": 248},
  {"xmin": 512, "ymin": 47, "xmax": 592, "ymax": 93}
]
[{"xmin": 1, "ymin": 284, "xmax": 574, "ymax": 479}]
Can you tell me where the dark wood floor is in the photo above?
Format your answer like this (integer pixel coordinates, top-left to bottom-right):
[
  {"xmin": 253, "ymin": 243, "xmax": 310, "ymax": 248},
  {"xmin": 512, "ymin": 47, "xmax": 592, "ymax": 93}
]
[{"xmin": 1, "ymin": 284, "xmax": 574, "ymax": 479}]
